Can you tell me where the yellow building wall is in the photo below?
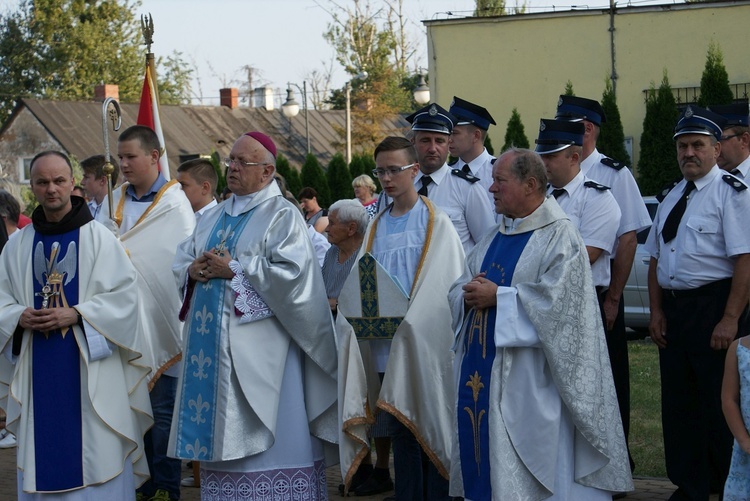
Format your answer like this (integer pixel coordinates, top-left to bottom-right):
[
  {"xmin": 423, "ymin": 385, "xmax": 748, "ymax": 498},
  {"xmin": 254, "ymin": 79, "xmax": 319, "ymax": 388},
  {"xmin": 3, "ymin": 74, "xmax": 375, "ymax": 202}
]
[{"xmin": 426, "ymin": 1, "xmax": 750, "ymax": 174}]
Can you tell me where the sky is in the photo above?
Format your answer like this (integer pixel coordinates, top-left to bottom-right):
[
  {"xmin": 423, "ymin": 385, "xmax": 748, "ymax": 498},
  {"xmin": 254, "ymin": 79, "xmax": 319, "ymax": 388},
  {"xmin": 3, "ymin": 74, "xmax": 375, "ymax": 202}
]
[{"xmin": 1, "ymin": 0, "xmax": 676, "ymax": 106}]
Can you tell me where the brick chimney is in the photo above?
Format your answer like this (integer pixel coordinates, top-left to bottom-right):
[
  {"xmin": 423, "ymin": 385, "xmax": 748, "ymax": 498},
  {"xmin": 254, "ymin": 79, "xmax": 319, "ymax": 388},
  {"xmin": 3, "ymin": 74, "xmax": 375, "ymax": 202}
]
[
  {"xmin": 220, "ymin": 88, "xmax": 239, "ymax": 109},
  {"xmin": 94, "ymin": 84, "xmax": 119, "ymax": 102}
]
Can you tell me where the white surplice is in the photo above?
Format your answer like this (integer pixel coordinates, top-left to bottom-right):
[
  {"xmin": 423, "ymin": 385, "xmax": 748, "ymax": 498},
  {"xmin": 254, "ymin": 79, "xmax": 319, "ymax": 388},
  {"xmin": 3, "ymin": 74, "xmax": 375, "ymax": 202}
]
[
  {"xmin": 0, "ymin": 220, "xmax": 152, "ymax": 497},
  {"xmin": 448, "ymin": 198, "xmax": 634, "ymax": 500}
]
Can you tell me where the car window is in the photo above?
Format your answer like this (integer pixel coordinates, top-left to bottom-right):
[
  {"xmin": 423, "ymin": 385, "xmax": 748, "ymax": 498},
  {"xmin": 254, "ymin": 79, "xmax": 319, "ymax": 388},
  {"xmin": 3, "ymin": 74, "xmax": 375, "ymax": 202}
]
[{"xmin": 636, "ymin": 199, "xmax": 659, "ymax": 245}]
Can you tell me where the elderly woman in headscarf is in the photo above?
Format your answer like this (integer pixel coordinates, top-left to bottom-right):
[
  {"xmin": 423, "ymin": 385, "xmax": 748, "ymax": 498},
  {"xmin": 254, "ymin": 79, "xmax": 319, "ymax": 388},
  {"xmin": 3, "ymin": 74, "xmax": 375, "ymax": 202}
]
[
  {"xmin": 321, "ymin": 199, "xmax": 369, "ymax": 315},
  {"xmin": 352, "ymin": 174, "xmax": 379, "ymax": 220}
]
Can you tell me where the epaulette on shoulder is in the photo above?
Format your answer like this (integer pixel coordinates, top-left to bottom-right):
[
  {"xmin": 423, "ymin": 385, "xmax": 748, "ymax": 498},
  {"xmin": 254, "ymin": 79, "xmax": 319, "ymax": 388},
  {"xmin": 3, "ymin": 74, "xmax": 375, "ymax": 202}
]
[
  {"xmin": 583, "ymin": 180, "xmax": 610, "ymax": 191},
  {"xmin": 448, "ymin": 157, "xmax": 459, "ymax": 167},
  {"xmin": 722, "ymin": 174, "xmax": 748, "ymax": 192},
  {"xmin": 601, "ymin": 157, "xmax": 627, "ymax": 171},
  {"xmin": 451, "ymin": 168, "xmax": 480, "ymax": 183},
  {"xmin": 656, "ymin": 177, "xmax": 681, "ymax": 203}
]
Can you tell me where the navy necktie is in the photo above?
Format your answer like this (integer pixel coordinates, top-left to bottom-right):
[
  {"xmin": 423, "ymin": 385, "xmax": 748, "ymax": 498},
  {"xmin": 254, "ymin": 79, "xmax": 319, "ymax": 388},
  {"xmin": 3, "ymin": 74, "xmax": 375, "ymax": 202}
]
[
  {"xmin": 462, "ymin": 164, "xmax": 471, "ymax": 174},
  {"xmin": 551, "ymin": 188, "xmax": 566, "ymax": 199},
  {"xmin": 418, "ymin": 176, "xmax": 433, "ymax": 197},
  {"xmin": 661, "ymin": 181, "xmax": 696, "ymax": 243}
]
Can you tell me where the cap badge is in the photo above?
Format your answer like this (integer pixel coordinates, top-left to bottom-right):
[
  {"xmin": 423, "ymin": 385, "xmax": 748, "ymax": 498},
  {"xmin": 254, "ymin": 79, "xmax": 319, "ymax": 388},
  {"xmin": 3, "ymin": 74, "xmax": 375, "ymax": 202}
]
[
  {"xmin": 539, "ymin": 120, "xmax": 546, "ymax": 131},
  {"xmin": 558, "ymin": 97, "xmax": 563, "ymax": 107},
  {"xmin": 685, "ymin": 106, "xmax": 693, "ymax": 118},
  {"xmin": 450, "ymin": 98, "xmax": 456, "ymax": 107},
  {"xmin": 429, "ymin": 104, "xmax": 438, "ymax": 116}
]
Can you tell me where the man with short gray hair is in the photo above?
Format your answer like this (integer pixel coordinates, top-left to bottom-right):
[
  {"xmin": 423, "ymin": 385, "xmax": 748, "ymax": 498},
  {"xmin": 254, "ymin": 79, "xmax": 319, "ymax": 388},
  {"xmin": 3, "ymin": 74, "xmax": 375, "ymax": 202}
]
[
  {"xmin": 448, "ymin": 148, "xmax": 632, "ymax": 500},
  {"xmin": 646, "ymin": 105, "xmax": 750, "ymax": 500}
]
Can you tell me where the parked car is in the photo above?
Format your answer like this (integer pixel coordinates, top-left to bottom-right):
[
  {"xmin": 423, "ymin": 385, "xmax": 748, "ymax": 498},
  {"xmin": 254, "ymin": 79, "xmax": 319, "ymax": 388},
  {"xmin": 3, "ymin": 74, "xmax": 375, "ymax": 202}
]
[{"xmin": 623, "ymin": 196, "xmax": 659, "ymax": 331}]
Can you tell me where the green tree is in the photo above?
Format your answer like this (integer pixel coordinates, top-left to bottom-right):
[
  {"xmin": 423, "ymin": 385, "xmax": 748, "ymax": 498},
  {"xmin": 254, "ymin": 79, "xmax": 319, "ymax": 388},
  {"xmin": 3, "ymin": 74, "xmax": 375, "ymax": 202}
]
[
  {"xmin": 157, "ymin": 51, "xmax": 194, "ymax": 105},
  {"xmin": 208, "ymin": 151, "xmax": 226, "ymax": 196},
  {"xmin": 484, "ymin": 134, "xmax": 495, "ymax": 156},
  {"xmin": 322, "ymin": 0, "xmax": 416, "ymax": 152},
  {"xmin": 0, "ymin": 0, "xmax": 192, "ymax": 118},
  {"xmin": 638, "ymin": 72, "xmax": 679, "ymax": 195},
  {"xmin": 697, "ymin": 41, "xmax": 733, "ymax": 107},
  {"xmin": 502, "ymin": 108, "xmax": 530, "ymax": 151},
  {"xmin": 564, "ymin": 80, "xmax": 575, "ymax": 96},
  {"xmin": 598, "ymin": 79, "xmax": 632, "ymax": 166},
  {"xmin": 349, "ymin": 153, "xmax": 369, "ymax": 180},
  {"xmin": 300, "ymin": 154, "xmax": 331, "ymax": 207},
  {"xmin": 475, "ymin": 0, "xmax": 506, "ymax": 16},
  {"xmin": 275, "ymin": 153, "xmax": 294, "ymax": 194},
  {"xmin": 360, "ymin": 154, "xmax": 379, "ymax": 191},
  {"xmin": 286, "ymin": 167, "xmax": 303, "ymax": 198},
  {"xmin": 327, "ymin": 153, "xmax": 354, "ymax": 202}
]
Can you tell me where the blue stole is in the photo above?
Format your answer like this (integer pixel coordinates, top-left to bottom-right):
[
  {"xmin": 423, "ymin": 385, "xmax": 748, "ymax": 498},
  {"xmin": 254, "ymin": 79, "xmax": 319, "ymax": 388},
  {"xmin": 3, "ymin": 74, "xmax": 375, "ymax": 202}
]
[
  {"xmin": 174, "ymin": 210, "xmax": 254, "ymax": 460},
  {"xmin": 457, "ymin": 231, "xmax": 533, "ymax": 501},
  {"xmin": 32, "ymin": 230, "xmax": 83, "ymax": 491}
]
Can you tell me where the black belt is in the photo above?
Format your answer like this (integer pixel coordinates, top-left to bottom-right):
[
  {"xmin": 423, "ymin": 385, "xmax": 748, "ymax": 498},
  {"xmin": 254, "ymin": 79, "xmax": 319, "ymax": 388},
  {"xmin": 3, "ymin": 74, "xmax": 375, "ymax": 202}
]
[{"xmin": 662, "ymin": 278, "xmax": 732, "ymax": 299}]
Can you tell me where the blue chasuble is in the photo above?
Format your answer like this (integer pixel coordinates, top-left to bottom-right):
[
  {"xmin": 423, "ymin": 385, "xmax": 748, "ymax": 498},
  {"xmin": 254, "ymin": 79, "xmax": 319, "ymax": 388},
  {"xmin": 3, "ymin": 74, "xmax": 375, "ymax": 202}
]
[
  {"xmin": 457, "ymin": 231, "xmax": 533, "ymax": 501},
  {"xmin": 174, "ymin": 211, "xmax": 253, "ymax": 460},
  {"xmin": 32, "ymin": 230, "xmax": 83, "ymax": 491}
]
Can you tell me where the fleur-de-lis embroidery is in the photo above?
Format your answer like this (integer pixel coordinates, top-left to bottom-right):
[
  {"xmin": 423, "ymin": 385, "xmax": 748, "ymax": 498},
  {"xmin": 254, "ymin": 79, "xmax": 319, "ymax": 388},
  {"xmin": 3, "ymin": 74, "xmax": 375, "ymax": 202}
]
[
  {"xmin": 190, "ymin": 349, "xmax": 212, "ymax": 380},
  {"xmin": 463, "ymin": 371, "xmax": 486, "ymax": 476},
  {"xmin": 185, "ymin": 438, "xmax": 208, "ymax": 459},
  {"xmin": 188, "ymin": 393, "xmax": 210, "ymax": 424},
  {"xmin": 195, "ymin": 305, "xmax": 213, "ymax": 335}
]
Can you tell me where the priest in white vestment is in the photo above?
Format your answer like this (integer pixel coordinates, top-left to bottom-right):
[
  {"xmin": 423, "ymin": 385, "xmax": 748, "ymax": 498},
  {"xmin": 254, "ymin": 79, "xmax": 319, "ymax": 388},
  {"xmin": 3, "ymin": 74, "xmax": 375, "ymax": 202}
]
[
  {"xmin": 169, "ymin": 132, "xmax": 338, "ymax": 500},
  {"xmin": 448, "ymin": 149, "xmax": 633, "ymax": 500},
  {"xmin": 336, "ymin": 137, "xmax": 465, "ymax": 500},
  {"xmin": 0, "ymin": 151, "xmax": 152, "ymax": 499}
]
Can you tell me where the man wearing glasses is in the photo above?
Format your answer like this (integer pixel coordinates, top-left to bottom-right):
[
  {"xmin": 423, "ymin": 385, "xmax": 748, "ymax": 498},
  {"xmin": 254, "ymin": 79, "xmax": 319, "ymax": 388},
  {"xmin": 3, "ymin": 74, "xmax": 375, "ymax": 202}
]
[
  {"xmin": 337, "ymin": 136, "xmax": 464, "ymax": 500},
  {"xmin": 376, "ymin": 104, "xmax": 495, "ymax": 253},
  {"xmin": 710, "ymin": 102, "xmax": 750, "ymax": 181},
  {"xmin": 170, "ymin": 132, "xmax": 338, "ymax": 500}
]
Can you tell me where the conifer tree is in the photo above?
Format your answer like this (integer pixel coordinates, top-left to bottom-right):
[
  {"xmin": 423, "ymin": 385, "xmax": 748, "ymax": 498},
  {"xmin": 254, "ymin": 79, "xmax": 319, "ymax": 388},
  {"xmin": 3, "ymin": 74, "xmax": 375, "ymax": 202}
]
[
  {"xmin": 502, "ymin": 108, "xmax": 530, "ymax": 151},
  {"xmin": 300, "ymin": 153, "xmax": 331, "ymax": 207},
  {"xmin": 638, "ymin": 72, "xmax": 679, "ymax": 195},
  {"xmin": 209, "ymin": 151, "xmax": 226, "ymax": 196},
  {"xmin": 275, "ymin": 153, "xmax": 293, "ymax": 186},
  {"xmin": 484, "ymin": 134, "xmax": 495, "ymax": 156},
  {"xmin": 598, "ymin": 79, "xmax": 632, "ymax": 166},
  {"xmin": 564, "ymin": 81, "xmax": 575, "ymax": 96},
  {"xmin": 349, "ymin": 154, "xmax": 365, "ymax": 180},
  {"xmin": 286, "ymin": 168, "xmax": 303, "ymax": 199},
  {"xmin": 361, "ymin": 154, "xmax": 379, "ymax": 191},
  {"xmin": 697, "ymin": 41, "xmax": 733, "ymax": 107},
  {"xmin": 327, "ymin": 153, "xmax": 354, "ymax": 202}
]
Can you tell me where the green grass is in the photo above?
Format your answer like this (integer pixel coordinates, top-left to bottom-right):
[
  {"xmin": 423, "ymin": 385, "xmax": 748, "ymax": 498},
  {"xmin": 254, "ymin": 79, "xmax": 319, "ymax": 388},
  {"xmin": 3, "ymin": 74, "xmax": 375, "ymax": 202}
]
[{"xmin": 629, "ymin": 338, "xmax": 667, "ymax": 477}]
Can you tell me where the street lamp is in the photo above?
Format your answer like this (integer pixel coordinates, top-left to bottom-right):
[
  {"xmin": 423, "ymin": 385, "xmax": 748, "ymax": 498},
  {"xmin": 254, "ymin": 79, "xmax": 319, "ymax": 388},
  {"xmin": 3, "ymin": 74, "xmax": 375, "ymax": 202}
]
[
  {"xmin": 346, "ymin": 71, "xmax": 368, "ymax": 165},
  {"xmin": 413, "ymin": 73, "xmax": 430, "ymax": 105},
  {"xmin": 281, "ymin": 82, "xmax": 310, "ymax": 154}
]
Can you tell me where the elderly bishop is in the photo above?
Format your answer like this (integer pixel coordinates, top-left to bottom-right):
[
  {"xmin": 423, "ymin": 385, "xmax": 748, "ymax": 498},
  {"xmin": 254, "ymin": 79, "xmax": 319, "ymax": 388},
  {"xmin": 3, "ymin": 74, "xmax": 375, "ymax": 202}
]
[{"xmin": 169, "ymin": 132, "xmax": 338, "ymax": 499}]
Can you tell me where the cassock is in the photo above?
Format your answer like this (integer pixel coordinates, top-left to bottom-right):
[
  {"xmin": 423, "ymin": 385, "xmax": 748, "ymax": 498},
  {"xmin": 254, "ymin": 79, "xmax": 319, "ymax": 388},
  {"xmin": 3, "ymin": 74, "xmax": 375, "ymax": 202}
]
[
  {"xmin": 169, "ymin": 181, "xmax": 338, "ymax": 499},
  {"xmin": 336, "ymin": 197, "xmax": 465, "ymax": 490},
  {"xmin": 448, "ymin": 198, "xmax": 633, "ymax": 500},
  {"xmin": 0, "ymin": 199, "xmax": 152, "ymax": 498},
  {"xmin": 98, "ymin": 180, "xmax": 195, "ymax": 384}
]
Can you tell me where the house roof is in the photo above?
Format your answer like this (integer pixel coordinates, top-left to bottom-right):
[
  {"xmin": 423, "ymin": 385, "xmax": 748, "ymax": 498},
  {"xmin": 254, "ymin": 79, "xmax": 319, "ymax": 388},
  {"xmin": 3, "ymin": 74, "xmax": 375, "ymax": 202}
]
[{"xmin": 12, "ymin": 98, "xmax": 410, "ymax": 170}]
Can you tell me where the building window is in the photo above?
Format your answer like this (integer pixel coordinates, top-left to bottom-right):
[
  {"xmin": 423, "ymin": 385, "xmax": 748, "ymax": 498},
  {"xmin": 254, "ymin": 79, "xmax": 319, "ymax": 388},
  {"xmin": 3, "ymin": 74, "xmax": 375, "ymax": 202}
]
[{"xmin": 17, "ymin": 157, "xmax": 33, "ymax": 183}]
